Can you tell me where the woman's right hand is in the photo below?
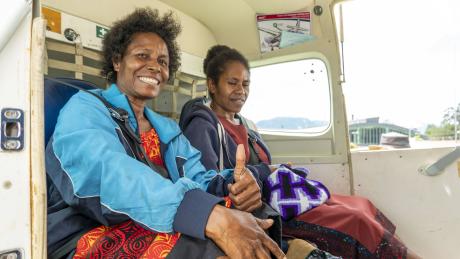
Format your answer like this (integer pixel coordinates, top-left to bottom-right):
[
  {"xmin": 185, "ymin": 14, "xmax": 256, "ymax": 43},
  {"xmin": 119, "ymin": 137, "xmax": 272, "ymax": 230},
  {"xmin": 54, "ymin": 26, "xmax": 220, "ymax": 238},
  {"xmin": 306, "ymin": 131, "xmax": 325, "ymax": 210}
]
[
  {"xmin": 205, "ymin": 205, "xmax": 285, "ymax": 259},
  {"xmin": 228, "ymin": 145, "xmax": 262, "ymax": 212}
]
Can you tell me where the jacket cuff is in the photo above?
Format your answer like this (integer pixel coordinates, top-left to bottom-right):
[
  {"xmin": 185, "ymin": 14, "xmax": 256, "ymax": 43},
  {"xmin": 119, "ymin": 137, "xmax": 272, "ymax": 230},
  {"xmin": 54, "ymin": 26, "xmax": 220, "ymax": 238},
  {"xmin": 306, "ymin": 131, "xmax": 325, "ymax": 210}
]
[
  {"xmin": 173, "ymin": 189, "xmax": 223, "ymax": 239},
  {"xmin": 207, "ymin": 173, "xmax": 234, "ymax": 197}
]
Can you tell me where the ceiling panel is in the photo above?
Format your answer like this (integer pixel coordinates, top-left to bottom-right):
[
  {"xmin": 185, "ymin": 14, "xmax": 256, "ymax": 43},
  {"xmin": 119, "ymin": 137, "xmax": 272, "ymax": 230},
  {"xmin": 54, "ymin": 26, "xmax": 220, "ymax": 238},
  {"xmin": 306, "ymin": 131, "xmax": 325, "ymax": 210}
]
[{"xmin": 160, "ymin": 0, "xmax": 315, "ymax": 59}]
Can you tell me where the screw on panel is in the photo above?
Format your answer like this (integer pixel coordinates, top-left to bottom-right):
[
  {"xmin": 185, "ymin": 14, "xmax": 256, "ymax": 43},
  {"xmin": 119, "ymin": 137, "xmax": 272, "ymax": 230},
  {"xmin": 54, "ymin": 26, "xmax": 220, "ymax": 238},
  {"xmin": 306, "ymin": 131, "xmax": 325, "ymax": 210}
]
[
  {"xmin": 3, "ymin": 181, "xmax": 12, "ymax": 189},
  {"xmin": 314, "ymin": 5, "xmax": 323, "ymax": 16}
]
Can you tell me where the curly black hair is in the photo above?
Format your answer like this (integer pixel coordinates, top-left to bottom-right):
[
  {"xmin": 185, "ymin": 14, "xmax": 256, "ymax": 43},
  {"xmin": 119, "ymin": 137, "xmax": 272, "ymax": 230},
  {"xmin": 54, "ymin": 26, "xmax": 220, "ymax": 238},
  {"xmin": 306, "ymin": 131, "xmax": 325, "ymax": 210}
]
[
  {"xmin": 203, "ymin": 45, "xmax": 249, "ymax": 85},
  {"xmin": 101, "ymin": 8, "xmax": 181, "ymax": 83}
]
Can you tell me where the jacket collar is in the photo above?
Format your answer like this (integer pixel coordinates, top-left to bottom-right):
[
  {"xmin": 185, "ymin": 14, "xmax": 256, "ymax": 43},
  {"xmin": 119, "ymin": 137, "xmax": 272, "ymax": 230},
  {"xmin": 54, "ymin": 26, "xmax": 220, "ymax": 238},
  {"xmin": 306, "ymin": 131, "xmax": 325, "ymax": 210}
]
[{"xmin": 101, "ymin": 84, "xmax": 180, "ymax": 144}]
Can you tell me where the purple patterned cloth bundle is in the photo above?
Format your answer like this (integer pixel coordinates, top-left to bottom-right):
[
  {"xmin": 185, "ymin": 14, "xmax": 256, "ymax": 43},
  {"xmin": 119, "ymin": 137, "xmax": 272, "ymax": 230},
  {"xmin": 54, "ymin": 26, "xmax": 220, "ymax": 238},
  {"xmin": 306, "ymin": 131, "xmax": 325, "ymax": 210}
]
[{"xmin": 263, "ymin": 165, "xmax": 330, "ymax": 220}]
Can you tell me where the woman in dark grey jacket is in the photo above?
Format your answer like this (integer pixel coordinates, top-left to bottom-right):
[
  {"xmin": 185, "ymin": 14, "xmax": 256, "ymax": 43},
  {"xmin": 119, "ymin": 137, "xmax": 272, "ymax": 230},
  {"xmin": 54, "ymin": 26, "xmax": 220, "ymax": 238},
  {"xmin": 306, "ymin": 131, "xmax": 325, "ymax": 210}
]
[{"xmin": 180, "ymin": 44, "xmax": 419, "ymax": 259}]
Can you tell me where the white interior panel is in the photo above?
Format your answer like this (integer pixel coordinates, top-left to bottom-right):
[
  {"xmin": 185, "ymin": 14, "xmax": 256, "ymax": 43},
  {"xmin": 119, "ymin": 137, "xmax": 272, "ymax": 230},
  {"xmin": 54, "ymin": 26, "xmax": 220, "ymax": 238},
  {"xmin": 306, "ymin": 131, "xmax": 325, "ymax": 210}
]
[
  {"xmin": 0, "ymin": 13, "xmax": 32, "ymax": 258},
  {"xmin": 351, "ymin": 147, "xmax": 460, "ymax": 259}
]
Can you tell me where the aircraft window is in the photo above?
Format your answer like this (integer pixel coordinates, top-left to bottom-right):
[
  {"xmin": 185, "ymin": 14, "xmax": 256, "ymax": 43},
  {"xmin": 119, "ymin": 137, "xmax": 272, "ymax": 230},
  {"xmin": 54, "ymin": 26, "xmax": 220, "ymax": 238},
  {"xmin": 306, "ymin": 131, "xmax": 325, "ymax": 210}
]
[
  {"xmin": 338, "ymin": 0, "xmax": 460, "ymax": 148},
  {"xmin": 241, "ymin": 59, "xmax": 330, "ymax": 133}
]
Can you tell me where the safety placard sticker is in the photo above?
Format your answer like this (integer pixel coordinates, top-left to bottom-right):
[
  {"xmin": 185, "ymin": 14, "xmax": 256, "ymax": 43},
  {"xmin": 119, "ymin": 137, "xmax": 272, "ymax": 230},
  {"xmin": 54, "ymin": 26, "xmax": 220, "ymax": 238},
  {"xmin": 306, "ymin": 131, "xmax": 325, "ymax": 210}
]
[
  {"xmin": 257, "ymin": 12, "xmax": 313, "ymax": 53},
  {"xmin": 42, "ymin": 6, "xmax": 109, "ymax": 50}
]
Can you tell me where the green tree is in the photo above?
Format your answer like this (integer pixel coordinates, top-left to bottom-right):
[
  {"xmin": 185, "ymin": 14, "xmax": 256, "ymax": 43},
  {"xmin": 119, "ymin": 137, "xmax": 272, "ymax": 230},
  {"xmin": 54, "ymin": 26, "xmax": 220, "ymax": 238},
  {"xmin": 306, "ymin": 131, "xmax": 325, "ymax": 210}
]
[
  {"xmin": 442, "ymin": 103, "xmax": 460, "ymax": 125},
  {"xmin": 425, "ymin": 103, "xmax": 459, "ymax": 140},
  {"xmin": 425, "ymin": 124, "xmax": 454, "ymax": 139}
]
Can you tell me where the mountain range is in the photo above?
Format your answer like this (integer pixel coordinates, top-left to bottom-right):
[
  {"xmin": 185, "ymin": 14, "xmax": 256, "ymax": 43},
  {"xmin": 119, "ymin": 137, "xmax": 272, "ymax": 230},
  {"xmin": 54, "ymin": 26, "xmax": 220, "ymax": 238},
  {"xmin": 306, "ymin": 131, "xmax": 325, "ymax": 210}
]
[{"xmin": 256, "ymin": 117, "xmax": 328, "ymax": 130}]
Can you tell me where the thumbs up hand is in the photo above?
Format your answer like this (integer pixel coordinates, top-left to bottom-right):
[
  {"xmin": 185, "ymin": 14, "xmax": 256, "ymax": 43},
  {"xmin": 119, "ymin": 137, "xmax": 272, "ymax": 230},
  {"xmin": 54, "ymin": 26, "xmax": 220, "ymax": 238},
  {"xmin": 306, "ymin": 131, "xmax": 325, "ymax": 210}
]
[{"xmin": 228, "ymin": 144, "xmax": 262, "ymax": 212}]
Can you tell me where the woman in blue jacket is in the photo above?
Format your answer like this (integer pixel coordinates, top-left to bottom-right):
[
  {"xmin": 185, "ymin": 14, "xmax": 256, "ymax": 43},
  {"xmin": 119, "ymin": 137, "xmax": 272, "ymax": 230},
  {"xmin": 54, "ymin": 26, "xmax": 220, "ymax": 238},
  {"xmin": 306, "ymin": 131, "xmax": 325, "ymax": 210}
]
[{"xmin": 46, "ymin": 8, "xmax": 284, "ymax": 259}]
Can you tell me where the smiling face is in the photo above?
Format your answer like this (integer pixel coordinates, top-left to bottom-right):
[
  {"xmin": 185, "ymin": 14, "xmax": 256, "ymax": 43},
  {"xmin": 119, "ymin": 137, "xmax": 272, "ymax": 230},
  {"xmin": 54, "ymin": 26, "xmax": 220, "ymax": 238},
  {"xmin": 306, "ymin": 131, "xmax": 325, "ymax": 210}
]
[
  {"xmin": 209, "ymin": 61, "xmax": 250, "ymax": 120},
  {"xmin": 113, "ymin": 32, "xmax": 169, "ymax": 101}
]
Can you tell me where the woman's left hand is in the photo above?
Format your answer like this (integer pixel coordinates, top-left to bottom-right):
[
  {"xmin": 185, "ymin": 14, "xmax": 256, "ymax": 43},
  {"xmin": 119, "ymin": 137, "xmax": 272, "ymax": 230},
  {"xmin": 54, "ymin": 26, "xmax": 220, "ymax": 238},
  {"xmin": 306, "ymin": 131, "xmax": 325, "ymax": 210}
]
[{"xmin": 228, "ymin": 145, "xmax": 263, "ymax": 212}]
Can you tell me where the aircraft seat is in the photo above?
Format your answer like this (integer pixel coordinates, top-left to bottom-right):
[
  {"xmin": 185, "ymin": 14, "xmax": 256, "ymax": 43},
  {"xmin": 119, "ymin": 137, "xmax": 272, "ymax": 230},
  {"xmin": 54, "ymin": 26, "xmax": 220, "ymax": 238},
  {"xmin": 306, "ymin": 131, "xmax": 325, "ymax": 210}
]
[{"xmin": 44, "ymin": 77, "xmax": 98, "ymax": 145}]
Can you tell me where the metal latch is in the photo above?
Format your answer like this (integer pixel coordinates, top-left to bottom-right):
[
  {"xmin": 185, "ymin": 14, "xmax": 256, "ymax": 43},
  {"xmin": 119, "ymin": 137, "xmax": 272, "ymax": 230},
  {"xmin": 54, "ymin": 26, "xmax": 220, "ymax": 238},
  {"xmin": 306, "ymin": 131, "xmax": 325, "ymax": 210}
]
[
  {"xmin": 419, "ymin": 146, "xmax": 460, "ymax": 176},
  {"xmin": 0, "ymin": 248, "xmax": 23, "ymax": 259},
  {"xmin": 1, "ymin": 108, "xmax": 24, "ymax": 151}
]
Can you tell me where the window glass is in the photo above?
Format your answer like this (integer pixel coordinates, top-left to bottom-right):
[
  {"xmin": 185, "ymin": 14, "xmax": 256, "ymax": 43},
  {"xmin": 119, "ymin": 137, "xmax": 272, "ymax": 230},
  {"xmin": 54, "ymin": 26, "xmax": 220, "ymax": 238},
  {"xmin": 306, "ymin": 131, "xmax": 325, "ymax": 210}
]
[
  {"xmin": 340, "ymin": 0, "xmax": 460, "ymax": 147},
  {"xmin": 241, "ymin": 59, "xmax": 330, "ymax": 133}
]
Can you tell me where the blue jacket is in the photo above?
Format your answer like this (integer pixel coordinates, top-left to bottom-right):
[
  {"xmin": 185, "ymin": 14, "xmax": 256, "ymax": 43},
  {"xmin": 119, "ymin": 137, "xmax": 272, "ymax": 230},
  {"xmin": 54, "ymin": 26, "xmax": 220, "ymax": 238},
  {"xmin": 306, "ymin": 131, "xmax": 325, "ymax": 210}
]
[
  {"xmin": 179, "ymin": 97, "xmax": 272, "ymax": 184},
  {"xmin": 46, "ymin": 84, "xmax": 233, "ymax": 254}
]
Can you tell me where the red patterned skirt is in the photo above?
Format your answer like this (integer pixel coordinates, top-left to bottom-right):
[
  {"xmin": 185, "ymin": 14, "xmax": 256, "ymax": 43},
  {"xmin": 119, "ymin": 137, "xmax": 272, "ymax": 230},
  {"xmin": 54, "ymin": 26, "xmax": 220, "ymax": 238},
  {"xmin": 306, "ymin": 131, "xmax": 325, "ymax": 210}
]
[
  {"xmin": 73, "ymin": 220, "xmax": 180, "ymax": 259},
  {"xmin": 73, "ymin": 199, "xmax": 232, "ymax": 258}
]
